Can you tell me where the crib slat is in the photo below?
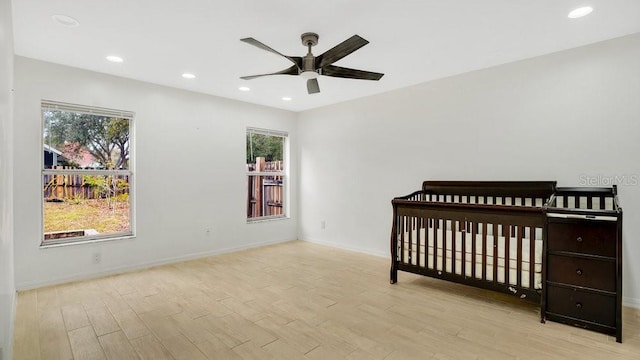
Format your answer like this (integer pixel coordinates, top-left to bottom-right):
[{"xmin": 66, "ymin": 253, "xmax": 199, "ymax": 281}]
[
  {"xmin": 413, "ymin": 217, "xmax": 418, "ymax": 265},
  {"xmin": 410, "ymin": 217, "xmax": 415, "ymax": 266},
  {"xmin": 408, "ymin": 217, "xmax": 412, "ymax": 264},
  {"xmin": 481, "ymin": 223, "xmax": 486, "ymax": 281},
  {"xmin": 416, "ymin": 217, "xmax": 420, "ymax": 267},
  {"xmin": 443, "ymin": 219, "xmax": 448, "ymax": 272},
  {"xmin": 505, "ymin": 224, "xmax": 510, "ymax": 285},
  {"xmin": 416, "ymin": 218, "xmax": 427, "ymax": 266},
  {"xmin": 529, "ymin": 226, "xmax": 535, "ymax": 290},
  {"xmin": 433, "ymin": 218, "xmax": 438, "ymax": 271},
  {"xmin": 428, "ymin": 218, "xmax": 433, "ymax": 269},
  {"xmin": 461, "ymin": 221, "xmax": 467, "ymax": 278},
  {"xmin": 517, "ymin": 226, "xmax": 523, "ymax": 287},
  {"xmin": 440, "ymin": 218, "xmax": 445, "ymax": 271},
  {"xmin": 421, "ymin": 217, "xmax": 426, "ymax": 268},
  {"xmin": 416, "ymin": 217, "xmax": 420, "ymax": 264},
  {"xmin": 411, "ymin": 217, "xmax": 415, "ymax": 264},
  {"xmin": 452, "ymin": 220, "xmax": 457, "ymax": 275},
  {"xmin": 472, "ymin": 222, "xmax": 478, "ymax": 280},
  {"xmin": 493, "ymin": 223, "xmax": 498, "ymax": 284},
  {"xmin": 400, "ymin": 216, "xmax": 406, "ymax": 264}
]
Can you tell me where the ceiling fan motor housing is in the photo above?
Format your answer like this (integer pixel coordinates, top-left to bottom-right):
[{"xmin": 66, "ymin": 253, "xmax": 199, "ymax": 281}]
[{"xmin": 301, "ymin": 32, "xmax": 319, "ymax": 74}]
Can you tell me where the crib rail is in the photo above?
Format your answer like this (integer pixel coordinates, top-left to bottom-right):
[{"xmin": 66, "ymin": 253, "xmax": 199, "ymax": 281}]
[
  {"xmin": 423, "ymin": 181, "xmax": 556, "ymax": 198},
  {"xmin": 390, "ymin": 199, "xmax": 546, "ymax": 302},
  {"xmin": 546, "ymin": 186, "xmax": 622, "ymax": 215}
]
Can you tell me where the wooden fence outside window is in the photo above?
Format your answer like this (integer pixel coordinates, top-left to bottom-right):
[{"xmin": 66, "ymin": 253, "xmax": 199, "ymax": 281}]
[{"xmin": 247, "ymin": 158, "xmax": 284, "ymax": 218}]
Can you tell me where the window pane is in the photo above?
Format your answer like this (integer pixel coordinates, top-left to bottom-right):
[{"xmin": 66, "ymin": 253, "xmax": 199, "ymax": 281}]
[
  {"xmin": 43, "ymin": 109, "xmax": 130, "ymax": 170},
  {"xmin": 43, "ymin": 174, "xmax": 131, "ymax": 242},
  {"xmin": 246, "ymin": 131, "xmax": 286, "ymax": 220},
  {"xmin": 246, "ymin": 130, "xmax": 286, "ymax": 219},
  {"xmin": 247, "ymin": 175, "xmax": 284, "ymax": 219},
  {"xmin": 246, "ymin": 132, "xmax": 284, "ymax": 170}
]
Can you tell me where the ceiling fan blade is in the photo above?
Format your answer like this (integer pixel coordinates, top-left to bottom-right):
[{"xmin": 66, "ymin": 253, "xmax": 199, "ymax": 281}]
[
  {"xmin": 240, "ymin": 37, "xmax": 302, "ymax": 69},
  {"xmin": 240, "ymin": 65, "xmax": 299, "ymax": 80},
  {"xmin": 321, "ymin": 65, "xmax": 384, "ymax": 80},
  {"xmin": 317, "ymin": 35, "xmax": 369, "ymax": 68},
  {"xmin": 307, "ymin": 78, "xmax": 320, "ymax": 94}
]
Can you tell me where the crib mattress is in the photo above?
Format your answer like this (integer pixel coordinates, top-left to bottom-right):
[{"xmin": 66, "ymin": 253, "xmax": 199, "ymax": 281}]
[{"xmin": 400, "ymin": 228, "xmax": 543, "ymax": 289}]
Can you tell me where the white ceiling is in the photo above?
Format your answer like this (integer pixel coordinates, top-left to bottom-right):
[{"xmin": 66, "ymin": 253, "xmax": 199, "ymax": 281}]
[{"xmin": 11, "ymin": 0, "xmax": 640, "ymax": 112}]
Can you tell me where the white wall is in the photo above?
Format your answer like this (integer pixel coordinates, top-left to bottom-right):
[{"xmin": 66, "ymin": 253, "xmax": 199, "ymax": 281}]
[
  {"xmin": 13, "ymin": 57, "xmax": 298, "ymax": 289},
  {"xmin": 0, "ymin": 0, "xmax": 15, "ymax": 357},
  {"xmin": 299, "ymin": 33, "xmax": 640, "ymax": 307}
]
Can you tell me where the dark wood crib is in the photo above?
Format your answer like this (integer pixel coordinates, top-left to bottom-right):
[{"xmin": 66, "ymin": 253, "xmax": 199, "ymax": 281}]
[{"xmin": 390, "ymin": 181, "xmax": 623, "ymax": 342}]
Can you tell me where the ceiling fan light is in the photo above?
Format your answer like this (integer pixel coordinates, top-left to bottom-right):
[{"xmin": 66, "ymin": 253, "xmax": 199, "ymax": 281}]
[{"xmin": 300, "ymin": 70, "xmax": 318, "ymax": 80}]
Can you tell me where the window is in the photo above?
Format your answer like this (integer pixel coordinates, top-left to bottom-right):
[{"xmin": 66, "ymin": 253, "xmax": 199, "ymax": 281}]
[
  {"xmin": 42, "ymin": 101, "xmax": 134, "ymax": 245},
  {"xmin": 246, "ymin": 128, "xmax": 287, "ymax": 220}
]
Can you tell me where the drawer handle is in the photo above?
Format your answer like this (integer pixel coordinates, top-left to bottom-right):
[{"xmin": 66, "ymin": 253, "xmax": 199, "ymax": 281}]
[
  {"xmin": 576, "ymin": 236, "xmax": 583, "ymax": 243},
  {"xmin": 576, "ymin": 302, "xmax": 583, "ymax": 309},
  {"xmin": 576, "ymin": 269, "xmax": 583, "ymax": 276}
]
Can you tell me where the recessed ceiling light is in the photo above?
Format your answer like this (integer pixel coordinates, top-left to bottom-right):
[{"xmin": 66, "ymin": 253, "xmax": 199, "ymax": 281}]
[
  {"xmin": 52, "ymin": 14, "xmax": 80, "ymax": 27},
  {"xmin": 282, "ymin": 97, "xmax": 292, "ymax": 101},
  {"xmin": 568, "ymin": 6, "xmax": 593, "ymax": 19},
  {"xmin": 106, "ymin": 55, "xmax": 123, "ymax": 63},
  {"xmin": 182, "ymin": 73, "xmax": 196, "ymax": 79},
  {"xmin": 238, "ymin": 86, "xmax": 251, "ymax": 92}
]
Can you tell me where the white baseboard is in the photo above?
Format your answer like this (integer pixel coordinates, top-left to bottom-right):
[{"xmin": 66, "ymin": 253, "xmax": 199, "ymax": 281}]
[
  {"xmin": 303, "ymin": 237, "xmax": 388, "ymax": 259},
  {"xmin": 623, "ymin": 296, "xmax": 640, "ymax": 310},
  {"xmin": 16, "ymin": 238, "xmax": 295, "ymax": 291}
]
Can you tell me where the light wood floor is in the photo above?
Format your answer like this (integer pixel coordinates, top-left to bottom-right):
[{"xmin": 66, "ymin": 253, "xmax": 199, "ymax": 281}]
[{"xmin": 12, "ymin": 241, "xmax": 640, "ymax": 360}]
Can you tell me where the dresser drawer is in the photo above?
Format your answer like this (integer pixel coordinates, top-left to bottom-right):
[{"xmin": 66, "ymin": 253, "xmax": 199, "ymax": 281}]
[
  {"xmin": 546, "ymin": 285, "xmax": 616, "ymax": 327},
  {"xmin": 547, "ymin": 255, "xmax": 616, "ymax": 291},
  {"xmin": 548, "ymin": 221, "xmax": 616, "ymax": 257}
]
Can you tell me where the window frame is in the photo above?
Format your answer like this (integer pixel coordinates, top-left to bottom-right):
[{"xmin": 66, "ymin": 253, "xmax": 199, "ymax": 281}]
[
  {"xmin": 246, "ymin": 127, "xmax": 289, "ymax": 222},
  {"xmin": 40, "ymin": 100, "xmax": 135, "ymax": 246}
]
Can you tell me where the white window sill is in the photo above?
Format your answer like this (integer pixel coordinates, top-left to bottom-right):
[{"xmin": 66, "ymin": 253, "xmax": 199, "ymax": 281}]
[
  {"xmin": 247, "ymin": 216, "xmax": 289, "ymax": 224},
  {"xmin": 40, "ymin": 234, "xmax": 135, "ymax": 249}
]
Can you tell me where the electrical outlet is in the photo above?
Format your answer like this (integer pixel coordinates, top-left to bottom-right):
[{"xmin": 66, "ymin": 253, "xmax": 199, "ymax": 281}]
[
  {"xmin": 321, "ymin": 220, "xmax": 326, "ymax": 229},
  {"xmin": 92, "ymin": 252, "xmax": 102, "ymax": 264}
]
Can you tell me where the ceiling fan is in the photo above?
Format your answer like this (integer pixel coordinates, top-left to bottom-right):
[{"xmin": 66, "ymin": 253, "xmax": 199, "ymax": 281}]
[{"xmin": 239, "ymin": 32, "xmax": 384, "ymax": 94}]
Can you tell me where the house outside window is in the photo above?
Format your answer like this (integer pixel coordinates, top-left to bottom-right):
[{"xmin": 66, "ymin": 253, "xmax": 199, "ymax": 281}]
[
  {"xmin": 246, "ymin": 128, "xmax": 287, "ymax": 221},
  {"xmin": 42, "ymin": 101, "xmax": 134, "ymax": 245}
]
